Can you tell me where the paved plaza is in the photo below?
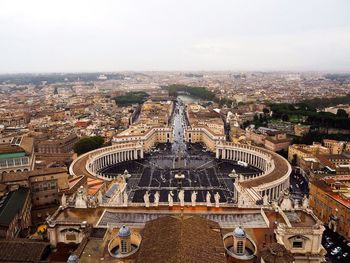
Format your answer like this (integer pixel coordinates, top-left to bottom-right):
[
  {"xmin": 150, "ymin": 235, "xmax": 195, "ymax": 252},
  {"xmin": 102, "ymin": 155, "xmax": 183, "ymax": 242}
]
[
  {"xmin": 101, "ymin": 100, "xmax": 261, "ymax": 205},
  {"xmin": 101, "ymin": 143, "xmax": 261, "ymax": 204}
]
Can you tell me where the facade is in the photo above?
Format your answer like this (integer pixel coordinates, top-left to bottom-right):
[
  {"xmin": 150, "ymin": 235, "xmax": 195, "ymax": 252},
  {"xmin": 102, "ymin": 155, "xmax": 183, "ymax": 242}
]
[
  {"xmin": 35, "ymin": 133, "xmax": 78, "ymax": 156},
  {"xmin": 113, "ymin": 100, "xmax": 174, "ymax": 152},
  {"xmin": 246, "ymin": 128, "xmax": 291, "ymax": 152},
  {"xmin": 294, "ymin": 124, "xmax": 310, "ymax": 137},
  {"xmin": 0, "ymin": 187, "xmax": 32, "ymax": 239},
  {"xmin": 0, "ymin": 112, "xmax": 30, "ymax": 127},
  {"xmin": 0, "ymin": 136, "xmax": 35, "ymax": 174},
  {"xmin": 288, "ymin": 143, "xmax": 329, "ymax": 165},
  {"xmin": 0, "ymin": 167, "xmax": 69, "ymax": 208},
  {"xmin": 185, "ymin": 103, "xmax": 226, "ymax": 151},
  {"xmin": 114, "ymin": 126, "xmax": 173, "ymax": 152},
  {"xmin": 264, "ymin": 133, "xmax": 291, "ymax": 152},
  {"xmin": 323, "ymin": 139, "xmax": 345, "ymax": 155},
  {"xmin": 310, "ymin": 178, "xmax": 350, "ymax": 239},
  {"xmin": 46, "ymin": 205, "xmax": 325, "ymax": 263}
]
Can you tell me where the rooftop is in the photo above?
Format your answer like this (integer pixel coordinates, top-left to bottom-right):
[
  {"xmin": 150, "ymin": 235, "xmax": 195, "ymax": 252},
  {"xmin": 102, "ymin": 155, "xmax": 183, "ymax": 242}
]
[
  {"xmin": 136, "ymin": 216, "xmax": 226, "ymax": 263},
  {"xmin": 260, "ymin": 243, "xmax": 294, "ymax": 263},
  {"xmin": 0, "ymin": 187, "xmax": 29, "ymax": 227},
  {"xmin": 0, "ymin": 239, "xmax": 50, "ymax": 262}
]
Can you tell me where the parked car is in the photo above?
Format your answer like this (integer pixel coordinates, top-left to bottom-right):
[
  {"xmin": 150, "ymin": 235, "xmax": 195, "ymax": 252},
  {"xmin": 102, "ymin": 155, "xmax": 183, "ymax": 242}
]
[
  {"xmin": 331, "ymin": 247, "xmax": 342, "ymax": 256},
  {"xmin": 325, "ymin": 242, "xmax": 334, "ymax": 248}
]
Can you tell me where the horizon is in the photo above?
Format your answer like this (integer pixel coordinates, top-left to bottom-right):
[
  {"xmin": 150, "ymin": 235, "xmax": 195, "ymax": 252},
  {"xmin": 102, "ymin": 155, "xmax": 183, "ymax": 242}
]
[{"xmin": 1, "ymin": 69, "xmax": 350, "ymax": 75}]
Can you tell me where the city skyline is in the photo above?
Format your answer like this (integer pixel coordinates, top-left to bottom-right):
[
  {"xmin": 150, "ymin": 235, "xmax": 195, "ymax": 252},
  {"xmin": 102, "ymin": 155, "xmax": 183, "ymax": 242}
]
[{"xmin": 1, "ymin": 0, "xmax": 350, "ymax": 73}]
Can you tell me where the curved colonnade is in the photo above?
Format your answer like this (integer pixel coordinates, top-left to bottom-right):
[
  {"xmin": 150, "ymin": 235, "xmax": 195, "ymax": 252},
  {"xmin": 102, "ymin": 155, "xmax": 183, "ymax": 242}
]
[
  {"xmin": 216, "ymin": 142, "xmax": 291, "ymax": 202},
  {"xmin": 70, "ymin": 139, "xmax": 291, "ymax": 203},
  {"xmin": 69, "ymin": 142, "xmax": 144, "ymax": 181}
]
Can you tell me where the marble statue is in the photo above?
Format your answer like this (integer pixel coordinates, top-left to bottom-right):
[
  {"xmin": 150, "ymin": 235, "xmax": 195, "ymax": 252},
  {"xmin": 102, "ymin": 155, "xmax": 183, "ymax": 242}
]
[
  {"xmin": 206, "ymin": 191, "xmax": 212, "ymax": 207},
  {"xmin": 293, "ymin": 198, "xmax": 299, "ymax": 209},
  {"xmin": 75, "ymin": 186, "xmax": 87, "ymax": 208},
  {"xmin": 97, "ymin": 191, "xmax": 103, "ymax": 205},
  {"xmin": 178, "ymin": 189, "xmax": 185, "ymax": 207},
  {"xmin": 168, "ymin": 190, "xmax": 174, "ymax": 207},
  {"xmin": 123, "ymin": 190, "xmax": 128, "ymax": 206},
  {"xmin": 214, "ymin": 192, "xmax": 220, "ymax": 208},
  {"xmin": 280, "ymin": 190, "xmax": 294, "ymax": 211},
  {"xmin": 191, "ymin": 191, "xmax": 197, "ymax": 207},
  {"xmin": 61, "ymin": 193, "xmax": 67, "ymax": 207},
  {"xmin": 154, "ymin": 191, "xmax": 160, "ymax": 207},
  {"xmin": 263, "ymin": 194, "xmax": 269, "ymax": 206},
  {"xmin": 143, "ymin": 191, "xmax": 150, "ymax": 208},
  {"xmin": 302, "ymin": 195, "xmax": 309, "ymax": 209}
]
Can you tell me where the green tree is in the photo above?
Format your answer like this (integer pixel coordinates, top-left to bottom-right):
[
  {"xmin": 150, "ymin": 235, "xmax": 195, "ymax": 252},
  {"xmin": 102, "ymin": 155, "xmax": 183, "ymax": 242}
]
[
  {"xmin": 281, "ymin": 114, "xmax": 289, "ymax": 122},
  {"xmin": 114, "ymin": 91, "xmax": 149, "ymax": 106},
  {"xmin": 336, "ymin": 109, "xmax": 349, "ymax": 118},
  {"xmin": 73, "ymin": 136, "xmax": 105, "ymax": 155},
  {"xmin": 263, "ymin": 108, "xmax": 270, "ymax": 115}
]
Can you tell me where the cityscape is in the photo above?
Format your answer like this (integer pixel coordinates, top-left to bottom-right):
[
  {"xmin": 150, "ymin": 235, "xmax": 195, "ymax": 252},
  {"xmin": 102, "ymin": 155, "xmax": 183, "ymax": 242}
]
[{"xmin": 1, "ymin": 1, "xmax": 350, "ymax": 263}]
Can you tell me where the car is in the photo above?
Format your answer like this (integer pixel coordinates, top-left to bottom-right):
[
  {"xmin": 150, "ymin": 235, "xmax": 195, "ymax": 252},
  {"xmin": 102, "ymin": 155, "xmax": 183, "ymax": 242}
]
[
  {"xmin": 331, "ymin": 246, "xmax": 342, "ymax": 256},
  {"xmin": 343, "ymin": 252, "xmax": 349, "ymax": 258},
  {"xmin": 347, "ymin": 242, "xmax": 350, "ymax": 247},
  {"xmin": 325, "ymin": 242, "xmax": 334, "ymax": 248}
]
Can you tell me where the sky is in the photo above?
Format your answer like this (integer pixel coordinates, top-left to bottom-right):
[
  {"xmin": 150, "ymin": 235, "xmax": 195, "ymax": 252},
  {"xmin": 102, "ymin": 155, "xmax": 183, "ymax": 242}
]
[{"xmin": 0, "ymin": 0, "xmax": 350, "ymax": 73}]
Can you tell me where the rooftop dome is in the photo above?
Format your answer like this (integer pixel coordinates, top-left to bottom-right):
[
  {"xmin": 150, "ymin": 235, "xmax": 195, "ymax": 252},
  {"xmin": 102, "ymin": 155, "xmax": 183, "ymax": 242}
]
[
  {"xmin": 233, "ymin": 226, "xmax": 246, "ymax": 238},
  {"xmin": 118, "ymin": 225, "xmax": 131, "ymax": 237},
  {"xmin": 67, "ymin": 254, "xmax": 79, "ymax": 263}
]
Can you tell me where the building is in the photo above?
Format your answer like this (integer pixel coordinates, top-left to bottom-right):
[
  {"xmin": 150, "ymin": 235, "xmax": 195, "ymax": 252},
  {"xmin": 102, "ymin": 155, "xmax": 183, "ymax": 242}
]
[
  {"xmin": 0, "ymin": 239, "xmax": 50, "ymax": 262},
  {"xmin": 261, "ymin": 243, "xmax": 294, "ymax": 263},
  {"xmin": 113, "ymin": 100, "xmax": 174, "ymax": 151},
  {"xmin": 310, "ymin": 177, "xmax": 350, "ymax": 239},
  {"xmin": 294, "ymin": 124, "xmax": 310, "ymax": 137},
  {"xmin": 246, "ymin": 127, "xmax": 291, "ymax": 152},
  {"xmin": 264, "ymin": 133, "xmax": 291, "ymax": 152},
  {"xmin": 323, "ymin": 139, "xmax": 346, "ymax": 155},
  {"xmin": 185, "ymin": 104, "xmax": 226, "ymax": 151},
  {"xmin": 0, "ymin": 136, "xmax": 35, "ymax": 174},
  {"xmin": 0, "ymin": 167, "xmax": 69, "ymax": 208},
  {"xmin": 35, "ymin": 132, "xmax": 78, "ymax": 156},
  {"xmin": 46, "ymin": 204, "xmax": 325, "ymax": 263},
  {"xmin": 0, "ymin": 187, "xmax": 31, "ymax": 239},
  {"xmin": 0, "ymin": 112, "xmax": 30, "ymax": 127},
  {"xmin": 136, "ymin": 216, "xmax": 226, "ymax": 263},
  {"xmin": 288, "ymin": 143, "xmax": 329, "ymax": 165}
]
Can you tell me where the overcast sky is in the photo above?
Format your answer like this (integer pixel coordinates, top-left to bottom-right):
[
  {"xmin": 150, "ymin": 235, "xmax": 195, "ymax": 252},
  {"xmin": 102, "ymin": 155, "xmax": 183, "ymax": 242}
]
[{"xmin": 1, "ymin": 0, "xmax": 350, "ymax": 73}]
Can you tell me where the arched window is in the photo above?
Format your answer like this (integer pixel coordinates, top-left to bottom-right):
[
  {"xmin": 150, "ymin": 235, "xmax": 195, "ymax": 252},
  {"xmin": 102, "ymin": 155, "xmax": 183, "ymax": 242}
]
[
  {"xmin": 121, "ymin": 240, "xmax": 127, "ymax": 253},
  {"xmin": 237, "ymin": 240, "xmax": 244, "ymax": 254}
]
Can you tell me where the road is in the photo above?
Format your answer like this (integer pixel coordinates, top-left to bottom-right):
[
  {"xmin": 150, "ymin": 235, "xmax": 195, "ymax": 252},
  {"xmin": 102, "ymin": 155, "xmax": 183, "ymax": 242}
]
[
  {"xmin": 323, "ymin": 226, "xmax": 350, "ymax": 263},
  {"xmin": 289, "ymin": 168, "xmax": 309, "ymax": 199}
]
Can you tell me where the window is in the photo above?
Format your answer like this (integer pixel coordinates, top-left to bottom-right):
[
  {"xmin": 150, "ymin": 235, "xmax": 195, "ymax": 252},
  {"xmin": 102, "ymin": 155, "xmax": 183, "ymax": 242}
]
[
  {"xmin": 237, "ymin": 241, "xmax": 244, "ymax": 254},
  {"xmin": 293, "ymin": 241, "xmax": 303, "ymax": 248},
  {"xmin": 121, "ymin": 240, "xmax": 127, "ymax": 253}
]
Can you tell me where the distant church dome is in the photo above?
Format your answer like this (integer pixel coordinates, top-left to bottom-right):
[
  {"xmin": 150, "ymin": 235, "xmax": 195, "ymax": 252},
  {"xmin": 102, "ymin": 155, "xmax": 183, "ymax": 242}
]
[
  {"xmin": 118, "ymin": 225, "xmax": 131, "ymax": 237},
  {"xmin": 233, "ymin": 226, "xmax": 246, "ymax": 238}
]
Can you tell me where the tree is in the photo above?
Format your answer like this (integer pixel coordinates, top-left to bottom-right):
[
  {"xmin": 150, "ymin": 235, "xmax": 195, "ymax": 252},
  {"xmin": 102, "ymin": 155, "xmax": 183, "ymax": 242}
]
[
  {"xmin": 336, "ymin": 109, "xmax": 349, "ymax": 118},
  {"xmin": 114, "ymin": 91, "xmax": 149, "ymax": 106},
  {"xmin": 281, "ymin": 114, "xmax": 289, "ymax": 122},
  {"xmin": 73, "ymin": 136, "xmax": 105, "ymax": 155},
  {"xmin": 253, "ymin": 114, "xmax": 259, "ymax": 122},
  {"xmin": 263, "ymin": 108, "xmax": 270, "ymax": 115}
]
